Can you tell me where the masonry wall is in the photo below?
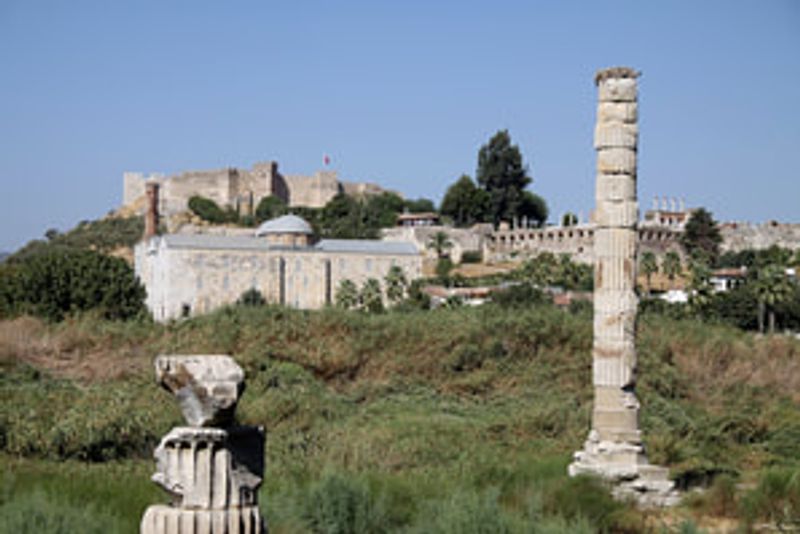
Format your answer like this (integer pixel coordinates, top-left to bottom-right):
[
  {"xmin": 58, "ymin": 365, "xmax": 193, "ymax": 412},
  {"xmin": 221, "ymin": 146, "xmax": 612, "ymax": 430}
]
[
  {"xmin": 283, "ymin": 171, "xmax": 341, "ymax": 208},
  {"xmin": 721, "ymin": 223, "xmax": 800, "ymax": 253},
  {"xmin": 136, "ymin": 239, "xmax": 422, "ymax": 321},
  {"xmin": 487, "ymin": 224, "xmax": 683, "ymax": 264}
]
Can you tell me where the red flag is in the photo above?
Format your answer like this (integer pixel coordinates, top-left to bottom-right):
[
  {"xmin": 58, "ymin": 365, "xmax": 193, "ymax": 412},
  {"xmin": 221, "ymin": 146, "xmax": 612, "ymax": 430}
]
[{"xmin": 323, "ymin": 154, "xmax": 330, "ymax": 166}]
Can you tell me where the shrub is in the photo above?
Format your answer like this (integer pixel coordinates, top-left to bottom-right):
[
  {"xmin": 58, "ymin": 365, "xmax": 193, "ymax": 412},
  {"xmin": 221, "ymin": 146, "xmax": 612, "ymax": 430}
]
[
  {"xmin": 740, "ymin": 467, "xmax": 800, "ymax": 530},
  {"xmin": 237, "ymin": 288, "xmax": 266, "ymax": 307},
  {"xmin": 491, "ymin": 283, "xmax": 549, "ymax": 308},
  {"xmin": 2, "ymin": 249, "xmax": 147, "ymax": 321},
  {"xmin": 255, "ymin": 195, "xmax": 288, "ymax": 223},
  {"xmin": 408, "ymin": 488, "xmax": 512, "ymax": 534},
  {"xmin": 302, "ymin": 472, "xmax": 388, "ymax": 534},
  {"xmin": 188, "ymin": 195, "xmax": 237, "ymax": 224},
  {"xmin": 460, "ymin": 250, "xmax": 482, "ymax": 264},
  {"xmin": 0, "ymin": 491, "xmax": 125, "ymax": 534}
]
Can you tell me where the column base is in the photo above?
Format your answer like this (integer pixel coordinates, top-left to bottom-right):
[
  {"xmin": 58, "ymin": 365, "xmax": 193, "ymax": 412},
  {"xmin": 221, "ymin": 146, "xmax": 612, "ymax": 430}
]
[
  {"xmin": 568, "ymin": 431, "xmax": 680, "ymax": 508},
  {"xmin": 140, "ymin": 505, "xmax": 265, "ymax": 534}
]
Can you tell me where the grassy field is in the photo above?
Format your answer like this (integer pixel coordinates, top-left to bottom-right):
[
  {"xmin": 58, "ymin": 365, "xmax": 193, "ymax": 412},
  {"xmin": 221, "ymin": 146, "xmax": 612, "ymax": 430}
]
[{"xmin": 1, "ymin": 304, "xmax": 799, "ymax": 532}]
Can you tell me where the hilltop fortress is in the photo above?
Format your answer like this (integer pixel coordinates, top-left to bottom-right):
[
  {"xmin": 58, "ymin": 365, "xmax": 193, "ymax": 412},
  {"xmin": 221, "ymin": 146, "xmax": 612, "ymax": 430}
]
[{"xmin": 123, "ymin": 160, "xmax": 391, "ymax": 217}]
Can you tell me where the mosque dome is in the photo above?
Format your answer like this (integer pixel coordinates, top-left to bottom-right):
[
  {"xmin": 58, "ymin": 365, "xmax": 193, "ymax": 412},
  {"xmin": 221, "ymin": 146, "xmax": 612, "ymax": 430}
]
[
  {"xmin": 255, "ymin": 214, "xmax": 314, "ymax": 247},
  {"xmin": 255, "ymin": 214, "xmax": 313, "ymax": 236}
]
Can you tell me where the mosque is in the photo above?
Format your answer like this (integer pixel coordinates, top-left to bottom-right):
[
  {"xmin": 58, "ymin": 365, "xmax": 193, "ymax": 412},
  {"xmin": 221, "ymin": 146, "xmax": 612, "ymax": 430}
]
[{"xmin": 134, "ymin": 184, "xmax": 422, "ymax": 321}]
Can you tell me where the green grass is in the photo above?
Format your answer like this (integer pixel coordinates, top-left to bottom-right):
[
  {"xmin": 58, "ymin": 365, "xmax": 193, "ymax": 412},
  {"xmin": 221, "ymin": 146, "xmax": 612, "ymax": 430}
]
[{"xmin": 1, "ymin": 304, "xmax": 799, "ymax": 531}]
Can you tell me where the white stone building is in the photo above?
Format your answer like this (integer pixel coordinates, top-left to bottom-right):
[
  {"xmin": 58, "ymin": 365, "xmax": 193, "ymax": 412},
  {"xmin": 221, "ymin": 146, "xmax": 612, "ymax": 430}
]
[{"xmin": 135, "ymin": 214, "xmax": 422, "ymax": 321}]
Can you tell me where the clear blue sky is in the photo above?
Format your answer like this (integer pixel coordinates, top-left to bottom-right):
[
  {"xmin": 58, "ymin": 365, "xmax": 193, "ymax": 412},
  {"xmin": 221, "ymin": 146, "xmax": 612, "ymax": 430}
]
[{"xmin": 1, "ymin": 1, "xmax": 798, "ymax": 252}]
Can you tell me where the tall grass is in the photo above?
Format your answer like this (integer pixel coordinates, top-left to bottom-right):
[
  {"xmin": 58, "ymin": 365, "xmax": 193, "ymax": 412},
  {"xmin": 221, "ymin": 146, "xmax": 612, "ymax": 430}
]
[{"xmin": 1, "ymin": 304, "xmax": 799, "ymax": 530}]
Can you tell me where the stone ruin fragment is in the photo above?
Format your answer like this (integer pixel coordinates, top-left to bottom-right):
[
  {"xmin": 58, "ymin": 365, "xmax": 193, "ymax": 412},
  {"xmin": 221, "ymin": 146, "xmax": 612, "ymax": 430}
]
[
  {"xmin": 141, "ymin": 355, "xmax": 265, "ymax": 534},
  {"xmin": 568, "ymin": 67, "xmax": 679, "ymax": 507}
]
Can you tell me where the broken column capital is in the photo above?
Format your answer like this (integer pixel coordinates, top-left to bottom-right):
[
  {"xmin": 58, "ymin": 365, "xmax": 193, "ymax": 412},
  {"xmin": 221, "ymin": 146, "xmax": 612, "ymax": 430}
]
[{"xmin": 155, "ymin": 354, "xmax": 245, "ymax": 427}]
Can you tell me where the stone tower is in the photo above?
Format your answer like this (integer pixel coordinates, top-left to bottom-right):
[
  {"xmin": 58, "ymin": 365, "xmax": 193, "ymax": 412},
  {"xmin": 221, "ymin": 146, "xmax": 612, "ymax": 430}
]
[{"xmin": 568, "ymin": 67, "xmax": 678, "ymax": 506}]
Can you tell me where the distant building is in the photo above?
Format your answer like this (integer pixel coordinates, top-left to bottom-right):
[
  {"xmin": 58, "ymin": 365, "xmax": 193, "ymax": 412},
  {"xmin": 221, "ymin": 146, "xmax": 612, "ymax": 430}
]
[
  {"xmin": 396, "ymin": 212, "xmax": 440, "ymax": 227},
  {"xmin": 135, "ymin": 187, "xmax": 421, "ymax": 321},
  {"xmin": 710, "ymin": 267, "xmax": 747, "ymax": 293}
]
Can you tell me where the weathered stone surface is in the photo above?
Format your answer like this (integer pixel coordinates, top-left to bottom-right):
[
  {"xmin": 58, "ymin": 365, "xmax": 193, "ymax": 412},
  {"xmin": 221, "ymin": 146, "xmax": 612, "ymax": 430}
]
[
  {"xmin": 597, "ymin": 102, "xmax": 638, "ymax": 123},
  {"xmin": 594, "ymin": 123, "xmax": 638, "ymax": 150},
  {"xmin": 142, "ymin": 355, "xmax": 267, "ymax": 533},
  {"xmin": 597, "ymin": 77, "xmax": 638, "ymax": 102},
  {"xmin": 155, "ymin": 355, "xmax": 245, "ymax": 427},
  {"xmin": 152, "ymin": 426, "xmax": 264, "ymax": 509},
  {"xmin": 141, "ymin": 505, "xmax": 264, "ymax": 534},
  {"xmin": 570, "ymin": 67, "xmax": 678, "ymax": 507},
  {"xmin": 597, "ymin": 148, "xmax": 637, "ymax": 175}
]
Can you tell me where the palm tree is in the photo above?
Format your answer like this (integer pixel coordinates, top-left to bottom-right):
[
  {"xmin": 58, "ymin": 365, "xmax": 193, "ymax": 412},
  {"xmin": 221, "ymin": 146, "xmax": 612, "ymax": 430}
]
[
  {"xmin": 688, "ymin": 258, "xmax": 713, "ymax": 315},
  {"xmin": 384, "ymin": 265, "xmax": 407, "ymax": 304},
  {"xmin": 335, "ymin": 279, "xmax": 359, "ymax": 310},
  {"xmin": 640, "ymin": 251, "xmax": 658, "ymax": 296},
  {"xmin": 426, "ymin": 231, "xmax": 453, "ymax": 259},
  {"xmin": 360, "ymin": 278, "xmax": 384, "ymax": 313},
  {"xmin": 662, "ymin": 251, "xmax": 682, "ymax": 291},
  {"xmin": 753, "ymin": 264, "xmax": 794, "ymax": 334}
]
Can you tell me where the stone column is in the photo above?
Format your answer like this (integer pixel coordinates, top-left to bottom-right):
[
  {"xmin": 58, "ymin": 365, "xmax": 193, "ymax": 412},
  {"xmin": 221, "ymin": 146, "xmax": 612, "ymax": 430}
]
[
  {"xmin": 141, "ymin": 355, "xmax": 266, "ymax": 533},
  {"xmin": 568, "ymin": 67, "xmax": 677, "ymax": 507}
]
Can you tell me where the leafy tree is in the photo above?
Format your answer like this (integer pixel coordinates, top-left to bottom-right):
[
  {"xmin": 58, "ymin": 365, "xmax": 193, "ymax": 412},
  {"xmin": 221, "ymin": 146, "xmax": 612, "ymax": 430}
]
[
  {"xmin": 321, "ymin": 194, "xmax": 370, "ymax": 239},
  {"xmin": 562, "ymin": 212, "xmax": 578, "ymax": 227},
  {"xmin": 364, "ymin": 192, "xmax": 405, "ymax": 229},
  {"xmin": 753, "ymin": 264, "xmax": 794, "ymax": 334},
  {"xmin": 360, "ymin": 278, "xmax": 384, "ymax": 313},
  {"xmin": 335, "ymin": 279, "xmax": 359, "ymax": 310},
  {"xmin": 440, "ymin": 175, "xmax": 489, "ymax": 227},
  {"xmin": 518, "ymin": 191, "xmax": 548, "ymax": 227},
  {"xmin": 476, "ymin": 130, "xmax": 534, "ymax": 225},
  {"xmin": 662, "ymin": 251, "xmax": 682, "ymax": 290},
  {"xmin": 384, "ymin": 265, "xmax": 408, "ymax": 304},
  {"xmin": 427, "ymin": 231, "xmax": 453, "ymax": 259},
  {"xmin": 255, "ymin": 195, "xmax": 288, "ymax": 223},
  {"xmin": 2, "ymin": 249, "xmax": 146, "ymax": 321},
  {"xmin": 188, "ymin": 196, "xmax": 237, "ymax": 224},
  {"xmin": 681, "ymin": 208, "xmax": 722, "ymax": 265},
  {"xmin": 640, "ymin": 251, "xmax": 658, "ymax": 296},
  {"xmin": 403, "ymin": 197, "xmax": 436, "ymax": 213},
  {"xmin": 237, "ymin": 288, "xmax": 266, "ymax": 307}
]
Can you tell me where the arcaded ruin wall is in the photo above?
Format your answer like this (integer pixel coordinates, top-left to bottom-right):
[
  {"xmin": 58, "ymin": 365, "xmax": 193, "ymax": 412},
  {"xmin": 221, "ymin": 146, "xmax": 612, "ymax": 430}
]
[{"xmin": 487, "ymin": 224, "xmax": 683, "ymax": 264}]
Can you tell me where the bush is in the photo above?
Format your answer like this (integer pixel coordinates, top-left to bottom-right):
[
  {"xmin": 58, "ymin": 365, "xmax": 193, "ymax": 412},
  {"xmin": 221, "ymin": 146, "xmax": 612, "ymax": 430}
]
[
  {"xmin": 1, "ymin": 249, "xmax": 147, "ymax": 321},
  {"xmin": 302, "ymin": 472, "xmax": 388, "ymax": 534},
  {"xmin": 255, "ymin": 195, "xmax": 288, "ymax": 223},
  {"xmin": 409, "ymin": 488, "xmax": 512, "ymax": 534},
  {"xmin": 0, "ymin": 490, "xmax": 126, "ymax": 534},
  {"xmin": 460, "ymin": 250, "xmax": 482, "ymax": 264},
  {"xmin": 491, "ymin": 283, "xmax": 550, "ymax": 308},
  {"xmin": 740, "ymin": 467, "xmax": 800, "ymax": 530},
  {"xmin": 237, "ymin": 288, "xmax": 266, "ymax": 307},
  {"xmin": 188, "ymin": 195, "xmax": 237, "ymax": 224}
]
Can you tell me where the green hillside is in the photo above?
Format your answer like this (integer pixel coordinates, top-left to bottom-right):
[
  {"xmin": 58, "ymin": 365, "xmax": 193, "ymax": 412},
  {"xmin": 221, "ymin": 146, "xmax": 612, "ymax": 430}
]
[{"xmin": 1, "ymin": 304, "xmax": 799, "ymax": 532}]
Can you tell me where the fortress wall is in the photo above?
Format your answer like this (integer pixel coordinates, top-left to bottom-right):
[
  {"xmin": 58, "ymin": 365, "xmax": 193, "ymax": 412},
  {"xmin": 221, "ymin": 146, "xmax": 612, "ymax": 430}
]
[
  {"xmin": 162, "ymin": 169, "xmax": 234, "ymax": 215},
  {"xmin": 720, "ymin": 223, "xmax": 800, "ymax": 253},
  {"xmin": 284, "ymin": 171, "xmax": 340, "ymax": 208}
]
